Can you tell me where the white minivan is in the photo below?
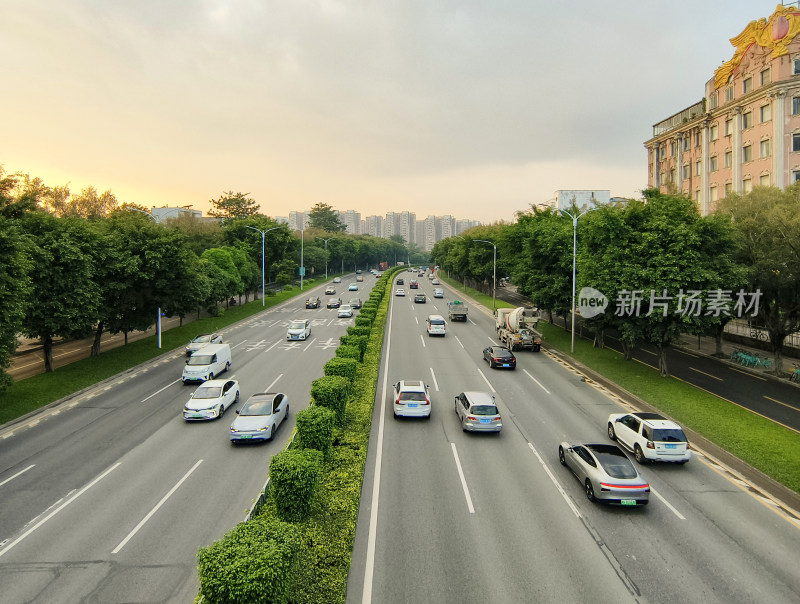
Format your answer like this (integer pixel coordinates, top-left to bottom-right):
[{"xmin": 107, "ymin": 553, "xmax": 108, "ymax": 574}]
[
  {"xmin": 426, "ymin": 314, "xmax": 446, "ymax": 337},
  {"xmin": 182, "ymin": 343, "xmax": 231, "ymax": 383}
]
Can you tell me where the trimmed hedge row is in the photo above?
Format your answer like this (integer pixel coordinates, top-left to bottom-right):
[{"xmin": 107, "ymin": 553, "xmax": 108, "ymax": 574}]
[{"xmin": 196, "ymin": 268, "xmax": 402, "ymax": 604}]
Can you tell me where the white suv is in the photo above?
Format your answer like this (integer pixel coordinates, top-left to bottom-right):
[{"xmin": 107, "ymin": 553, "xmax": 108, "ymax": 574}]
[
  {"xmin": 607, "ymin": 412, "xmax": 691, "ymax": 464},
  {"xmin": 392, "ymin": 380, "xmax": 432, "ymax": 418}
]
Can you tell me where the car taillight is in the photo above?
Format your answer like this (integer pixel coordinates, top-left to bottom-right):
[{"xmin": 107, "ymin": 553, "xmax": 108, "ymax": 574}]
[
  {"xmin": 422, "ymin": 398, "xmax": 430, "ymax": 405},
  {"xmin": 493, "ymin": 416, "xmax": 501, "ymax": 421},
  {"xmin": 646, "ymin": 441, "xmax": 655, "ymax": 449},
  {"xmin": 467, "ymin": 416, "xmax": 476, "ymax": 421},
  {"xmin": 395, "ymin": 397, "xmax": 401, "ymax": 404}
]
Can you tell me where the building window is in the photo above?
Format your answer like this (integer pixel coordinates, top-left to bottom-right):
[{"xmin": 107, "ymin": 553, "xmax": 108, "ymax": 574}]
[
  {"xmin": 794, "ymin": 97, "xmax": 800, "ymax": 115},
  {"xmin": 670, "ymin": 141, "xmax": 676, "ymax": 157},
  {"xmin": 683, "ymin": 137, "xmax": 689, "ymax": 151},
  {"xmin": 760, "ymin": 173, "xmax": 771, "ymax": 187},
  {"xmin": 724, "ymin": 150, "xmax": 732, "ymax": 168},
  {"xmin": 743, "ymin": 77, "xmax": 753, "ymax": 94},
  {"xmin": 725, "ymin": 182, "xmax": 733, "ymax": 196},
  {"xmin": 760, "ymin": 104, "xmax": 771, "ymax": 123},
  {"xmin": 725, "ymin": 118, "xmax": 733, "ymax": 136},
  {"xmin": 793, "ymin": 170, "xmax": 800, "ymax": 182},
  {"xmin": 682, "ymin": 164, "xmax": 690, "ymax": 179},
  {"xmin": 742, "ymin": 144, "xmax": 753, "ymax": 162},
  {"xmin": 709, "ymin": 91, "xmax": 718, "ymax": 110},
  {"xmin": 695, "ymin": 160, "xmax": 702, "ymax": 176},
  {"xmin": 760, "ymin": 139, "xmax": 771, "ymax": 158},
  {"xmin": 695, "ymin": 131, "xmax": 701, "ymax": 147},
  {"xmin": 742, "ymin": 111, "xmax": 753, "ymax": 129},
  {"xmin": 795, "ymin": 58, "xmax": 800, "ymax": 75},
  {"xmin": 725, "ymin": 86, "xmax": 734, "ymax": 103},
  {"xmin": 743, "ymin": 178, "xmax": 753, "ymax": 193},
  {"xmin": 760, "ymin": 68, "xmax": 771, "ymax": 86},
  {"xmin": 710, "ymin": 124, "xmax": 719, "ymax": 140},
  {"xmin": 710, "ymin": 186, "xmax": 718, "ymax": 202},
  {"xmin": 709, "ymin": 156, "xmax": 718, "ymax": 172},
  {"xmin": 694, "ymin": 189, "xmax": 700, "ymax": 201},
  {"xmin": 794, "ymin": 133, "xmax": 800, "ymax": 151},
  {"xmin": 659, "ymin": 172, "xmax": 665, "ymax": 184}
]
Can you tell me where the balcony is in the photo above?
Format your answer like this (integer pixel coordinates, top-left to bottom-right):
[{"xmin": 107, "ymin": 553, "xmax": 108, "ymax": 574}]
[{"xmin": 653, "ymin": 100, "xmax": 706, "ymax": 137}]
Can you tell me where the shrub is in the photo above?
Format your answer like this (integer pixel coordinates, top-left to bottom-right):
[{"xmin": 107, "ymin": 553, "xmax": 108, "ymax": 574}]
[
  {"xmin": 358, "ymin": 307, "xmax": 376, "ymax": 321},
  {"xmin": 354, "ymin": 315, "xmax": 372, "ymax": 329},
  {"xmin": 311, "ymin": 374, "xmax": 351, "ymax": 423},
  {"xmin": 207, "ymin": 305, "xmax": 225, "ymax": 317},
  {"xmin": 339, "ymin": 334, "xmax": 367, "ymax": 359},
  {"xmin": 295, "ymin": 405, "xmax": 336, "ymax": 457},
  {"xmin": 197, "ymin": 516, "xmax": 301, "ymax": 604},
  {"xmin": 335, "ymin": 344, "xmax": 361, "ymax": 362},
  {"xmin": 269, "ymin": 449, "xmax": 324, "ymax": 522},
  {"xmin": 322, "ymin": 357, "xmax": 358, "ymax": 383},
  {"xmin": 346, "ymin": 325, "xmax": 371, "ymax": 338}
]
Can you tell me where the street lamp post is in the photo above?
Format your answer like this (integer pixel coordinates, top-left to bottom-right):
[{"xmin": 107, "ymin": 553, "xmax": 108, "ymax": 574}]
[
  {"xmin": 244, "ymin": 225, "xmax": 284, "ymax": 307},
  {"xmin": 560, "ymin": 207, "xmax": 595, "ymax": 353},
  {"xmin": 300, "ymin": 226, "xmax": 305, "ymax": 291},
  {"xmin": 316, "ymin": 237, "xmax": 333, "ymax": 281},
  {"xmin": 473, "ymin": 239, "xmax": 497, "ymax": 315},
  {"xmin": 126, "ymin": 208, "xmax": 163, "ymax": 349}
]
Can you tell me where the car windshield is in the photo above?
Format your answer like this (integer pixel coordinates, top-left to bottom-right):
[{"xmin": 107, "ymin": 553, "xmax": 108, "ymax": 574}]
[
  {"xmin": 192, "ymin": 335, "xmax": 212, "ymax": 343},
  {"xmin": 652, "ymin": 428, "xmax": 687, "ymax": 442},
  {"xmin": 400, "ymin": 392, "xmax": 427, "ymax": 401},
  {"xmin": 471, "ymin": 405, "xmax": 498, "ymax": 415},
  {"xmin": 594, "ymin": 452, "xmax": 638, "ymax": 479},
  {"xmin": 289, "ymin": 321, "xmax": 306, "ymax": 329},
  {"xmin": 193, "ymin": 386, "xmax": 221, "ymax": 399},
  {"xmin": 240, "ymin": 399, "xmax": 273, "ymax": 416},
  {"xmin": 187, "ymin": 354, "xmax": 213, "ymax": 365}
]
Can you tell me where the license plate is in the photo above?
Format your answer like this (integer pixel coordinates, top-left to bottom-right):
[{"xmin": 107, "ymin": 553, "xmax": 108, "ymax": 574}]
[
  {"xmin": 620, "ymin": 499, "xmax": 637, "ymax": 505},
  {"xmin": 239, "ymin": 434, "xmax": 252, "ymax": 439},
  {"xmin": 665, "ymin": 444, "xmax": 676, "ymax": 449},
  {"xmin": 407, "ymin": 403, "xmax": 418, "ymax": 408},
  {"xmin": 480, "ymin": 419, "xmax": 490, "ymax": 424},
  {"xmin": 192, "ymin": 414, "xmax": 204, "ymax": 419},
  {"xmin": 502, "ymin": 364, "xmax": 510, "ymax": 367}
]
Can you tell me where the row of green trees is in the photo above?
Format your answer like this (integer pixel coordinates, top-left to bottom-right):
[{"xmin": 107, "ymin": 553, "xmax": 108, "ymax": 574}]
[
  {"xmin": 431, "ymin": 187, "xmax": 800, "ymax": 376},
  {"xmin": 0, "ymin": 169, "xmax": 428, "ymax": 391}
]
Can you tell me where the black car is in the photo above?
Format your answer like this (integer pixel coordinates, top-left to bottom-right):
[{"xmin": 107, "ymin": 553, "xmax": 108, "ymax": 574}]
[
  {"xmin": 350, "ymin": 297, "xmax": 362, "ymax": 309},
  {"xmin": 305, "ymin": 296, "xmax": 320, "ymax": 309},
  {"xmin": 483, "ymin": 346, "xmax": 516, "ymax": 369},
  {"xmin": 396, "ymin": 278, "xmax": 404, "ymax": 285},
  {"xmin": 327, "ymin": 297, "xmax": 342, "ymax": 309},
  {"xmin": 414, "ymin": 293, "xmax": 426, "ymax": 303}
]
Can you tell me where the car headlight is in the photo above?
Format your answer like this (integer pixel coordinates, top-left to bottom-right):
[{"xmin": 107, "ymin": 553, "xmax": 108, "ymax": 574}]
[{"xmin": 257, "ymin": 427, "xmax": 268, "ymax": 432}]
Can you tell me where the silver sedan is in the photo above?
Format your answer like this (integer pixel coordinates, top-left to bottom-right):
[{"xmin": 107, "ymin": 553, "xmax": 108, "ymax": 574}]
[
  {"xmin": 558, "ymin": 442, "xmax": 650, "ymax": 506},
  {"xmin": 230, "ymin": 392, "xmax": 289, "ymax": 443}
]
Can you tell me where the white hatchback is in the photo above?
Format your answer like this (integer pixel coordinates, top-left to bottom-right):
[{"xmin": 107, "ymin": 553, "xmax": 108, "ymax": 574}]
[{"xmin": 184, "ymin": 379, "xmax": 239, "ymax": 421}]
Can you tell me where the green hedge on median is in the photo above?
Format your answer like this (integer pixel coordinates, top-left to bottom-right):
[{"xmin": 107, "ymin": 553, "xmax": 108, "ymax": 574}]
[
  {"xmin": 322, "ymin": 357, "xmax": 358, "ymax": 383},
  {"xmin": 339, "ymin": 334, "xmax": 367, "ymax": 359},
  {"xmin": 295, "ymin": 405, "xmax": 336, "ymax": 457},
  {"xmin": 269, "ymin": 449, "xmax": 324, "ymax": 523},
  {"xmin": 311, "ymin": 374, "xmax": 351, "ymax": 424},
  {"xmin": 335, "ymin": 344, "xmax": 361, "ymax": 362}
]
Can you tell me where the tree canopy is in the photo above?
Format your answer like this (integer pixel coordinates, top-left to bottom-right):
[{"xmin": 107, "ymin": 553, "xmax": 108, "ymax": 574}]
[
  {"xmin": 208, "ymin": 191, "xmax": 260, "ymax": 218},
  {"xmin": 307, "ymin": 203, "xmax": 346, "ymax": 232}
]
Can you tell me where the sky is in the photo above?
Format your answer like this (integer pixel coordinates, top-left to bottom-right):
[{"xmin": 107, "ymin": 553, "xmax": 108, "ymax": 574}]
[{"xmin": 0, "ymin": 0, "xmax": 784, "ymax": 224}]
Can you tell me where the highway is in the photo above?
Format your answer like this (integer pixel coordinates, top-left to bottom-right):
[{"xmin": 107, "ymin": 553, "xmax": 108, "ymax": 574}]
[
  {"xmin": 348, "ymin": 271, "xmax": 800, "ymax": 603},
  {"xmin": 0, "ymin": 275, "xmax": 375, "ymax": 603}
]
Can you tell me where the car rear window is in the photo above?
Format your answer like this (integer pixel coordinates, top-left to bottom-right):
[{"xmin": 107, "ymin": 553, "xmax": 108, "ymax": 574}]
[
  {"xmin": 400, "ymin": 392, "xmax": 427, "ymax": 401},
  {"xmin": 471, "ymin": 405, "xmax": 498, "ymax": 415},
  {"xmin": 429, "ymin": 318, "xmax": 444, "ymax": 325},
  {"xmin": 289, "ymin": 321, "xmax": 306, "ymax": 329},
  {"xmin": 594, "ymin": 452, "xmax": 638, "ymax": 479},
  {"xmin": 651, "ymin": 428, "xmax": 687, "ymax": 442}
]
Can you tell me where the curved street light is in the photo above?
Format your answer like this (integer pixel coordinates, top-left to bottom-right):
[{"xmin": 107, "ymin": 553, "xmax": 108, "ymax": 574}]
[
  {"xmin": 244, "ymin": 225, "xmax": 284, "ymax": 307},
  {"xmin": 560, "ymin": 207, "xmax": 596, "ymax": 353},
  {"xmin": 125, "ymin": 208, "xmax": 164, "ymax": 348},
  {"xmin": 315, "ymin": 237, "xmax": 334, "ymax": 281}
]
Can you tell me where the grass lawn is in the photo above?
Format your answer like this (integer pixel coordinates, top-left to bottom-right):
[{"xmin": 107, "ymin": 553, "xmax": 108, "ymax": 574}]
[
  {"xmin": 0, "ymin": 281, "xmax": 327, "ymax": 425},
  {"xmin": 538, "ymin": 321, "xmax": 800, "ymax": 495}
]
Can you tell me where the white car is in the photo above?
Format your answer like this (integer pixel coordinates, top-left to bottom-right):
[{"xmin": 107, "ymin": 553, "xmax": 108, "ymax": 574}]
[
  {"xmin": 431, "ymin": 279, "xmax": 440, "ymax": 285},
  {"xmin": 338, "ymin": 304, "xmax": 354, "ymax": 318},
  {"xmin": 333, "ymin": 277, "xmax": 342, "ymax": 283},
  {"xmin": 349, "ymin": 283, "xmax": 359, "ymax": 291},
  {"xmin": 433, "ymin": 288, "xmax": 444, "ymax": 298},
  {"xmin": 184, "ymin": 333, "xmax": 222, "ymax": 356},
  {"xmin": 392, "ymin": 380, "xmax": 432, "ymax": 418},
  {"xmin": 607, "ymin": 412, "xmax": 691, "ymax": 464},
  {"xmin": 286, "ymin": 318, "xmax": 311, "ymax": 340},
  {"xmin": 230, "ymin": 392, "xmax": 289, "ymax": 443},
  {"xmin": 184, "ymin": 379, "xmax": 239, "ymax": 421},
  {"xmin": 395, "ymin": 288, "xmax": 406, "ymax": 296}
]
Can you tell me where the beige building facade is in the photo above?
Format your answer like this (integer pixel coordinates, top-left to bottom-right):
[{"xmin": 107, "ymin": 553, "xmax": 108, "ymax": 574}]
[{"xmin": 645, "ymin": 5, "xmax": 800, "ymax": 214}]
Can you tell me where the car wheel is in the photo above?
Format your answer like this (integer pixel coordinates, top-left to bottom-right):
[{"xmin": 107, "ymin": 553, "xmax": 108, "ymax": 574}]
[
  {"xmin": 677, "ymin": 459, "xmax": 689, "ymax": 465},
  {"xmin": 225, "ymin": 362, "xmax": 231, "ymax": 372},
  {"xmin": 235, "ymin": 391, "xmax": 240, "ymax": 402},
  {"xmin": 219, "ymin": 405, "xmax": 225, "ymax": 418},
  {"xmin": 269, "ymin": 424, "xmax": 275, "ymax": 440},
  {"xmin": 558, "ymin": 446, "xmax": 566, "ymax": 466},
  {"xmin": 454, "ymin": 401, "xmax": 458, "ymax": 414},
  {"xmin": 208, "ymin": 373, "xmax": 214, "ymax": 381},
  {"xmin": 634, "ymin": 444, "xmax": 646, "ymax": 464},
  {"xmin": 585, "ymin": 480, "xmax": 595, "ymax": 502},
  {"xmin": 461, "ymin": 417, "xmax": 467, "ymax": 432},
  {"xmin": 607, "ymin": 423, "xmax": 616, "ymax": 441}
]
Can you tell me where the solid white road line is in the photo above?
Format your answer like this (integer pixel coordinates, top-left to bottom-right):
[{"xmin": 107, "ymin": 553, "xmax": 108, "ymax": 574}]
[
  {"xmin": 264, "ymin": 374, "xmax": 283, "ymax": 392},
  {"xmin": 362, "ymin": 298, "xmax": 394, "ymax": 604},
  {"xmin": 454, "ymin": 335, "xmax": 465, "ymax": 349},
  {"xmin": 0, "ymin": 464, "xmax": 35, "ymax": 488},
  {"xmin": 476, "ymin": 368, "xmax": 496, "ymax": 393},
  {"xmin": 112, "ymin": 459, "xmax": 203, "ymax": 554},
  {"xmin": 430, "ymin": 368, "xmax": 439, "ymax": 391},
  {"xmin": 0, "ymin": 463, "xmax": 122, "ymax": 559},
  {"xmin": 141, "ymin": 379, "xmax": 182, "ymax": 403},
  {"xmin": 419, "ymin": 334, "xmax": 426, "ymax": 348},
  {"xmin": 303, "ymin": 338, "xmax": 316, "ymax": 351},
  {"xmin": 264, "ymin": 340, "xmax": 281, "ymax": 353},
  {"xmin": 650, "ymin": 487, "xmax": 686, "ymax": 520},
  {"xmin": 528, "ymin": 443, "xmax": 581, "ymax": 518},
  {"xmin": 450, "ymin": 443, "xmax": 475, "ymax": 514},
  {"xmin": 523, "ymin": 369, "xmax": 551, "ymax": 394}
]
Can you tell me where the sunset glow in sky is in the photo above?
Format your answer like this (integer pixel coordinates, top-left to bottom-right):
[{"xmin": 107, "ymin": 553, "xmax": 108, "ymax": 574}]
[{"xmin": 0, "ymin": 1, "xmax": 779, "ymax": 223}]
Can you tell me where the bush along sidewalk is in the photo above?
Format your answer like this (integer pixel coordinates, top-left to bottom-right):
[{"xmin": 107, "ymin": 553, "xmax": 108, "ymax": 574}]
[{"xmin": 196, "ymin": 267, "xmax": 400, "ymax": 604}]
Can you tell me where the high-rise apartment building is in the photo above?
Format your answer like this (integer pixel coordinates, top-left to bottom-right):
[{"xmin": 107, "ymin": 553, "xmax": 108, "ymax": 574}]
[
  {"xmin": 288, "ymin": 211, "xmax": 308, "ymax": 231},
  {"xmin": 399, "ymin": 211, "xmax": 416, "ymax": 244},
  {"xmin": 365, "ymin": 215, "xmax": 383, "ymax": 238},
  {"xmin": 341, "ymin": 210, "xmax": 361, "ymax": 234},
  {"xmin": 645, "ymin": 5, "xmax": 800, "ymax": 214}
]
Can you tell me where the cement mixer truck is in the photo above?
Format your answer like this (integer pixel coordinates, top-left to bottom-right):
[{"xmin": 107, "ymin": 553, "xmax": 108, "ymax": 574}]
[{"xmin": 496, "ymin": 307, "xmax": 542, "ymax": 351}]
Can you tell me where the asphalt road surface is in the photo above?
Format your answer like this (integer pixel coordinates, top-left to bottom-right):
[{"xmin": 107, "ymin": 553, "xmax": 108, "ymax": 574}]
[
  {"xmin": 347, "ymin": 272, "xmax": 800, "ymax": 603},
  {"xmin": 0, "ymin": 275, "xmax": 374, "ymax": 603}
]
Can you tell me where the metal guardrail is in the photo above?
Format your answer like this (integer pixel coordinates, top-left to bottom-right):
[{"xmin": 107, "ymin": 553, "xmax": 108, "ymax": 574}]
[{"xmin": 724, "ymin": 320, "xmax": 800, "ymax": 348}]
